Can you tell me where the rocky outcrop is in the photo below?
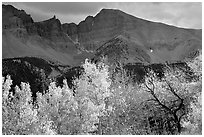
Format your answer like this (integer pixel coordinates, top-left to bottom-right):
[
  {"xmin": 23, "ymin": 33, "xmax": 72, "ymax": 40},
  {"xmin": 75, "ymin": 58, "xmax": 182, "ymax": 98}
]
[
  {"xmin": 27, "ymin": 16, "xmax": 72, "ymax": 43},
  {"xmin": 62, "ymin": 9, "xmax": 129, "ymax": 50},
  {"xmin": 62, "ymin": 23, "xmax": 77, "ymax": 37},
  {"xmin": 2, "ymin": 4, "xmax": 33, "ymax": 29},
  {"xmin": 2, "ymin": 4, "xmax": 84, "ymax": 66},
  {"xmin": 2, "ymin": 5, "xmax": 73, "ymax": 43}
]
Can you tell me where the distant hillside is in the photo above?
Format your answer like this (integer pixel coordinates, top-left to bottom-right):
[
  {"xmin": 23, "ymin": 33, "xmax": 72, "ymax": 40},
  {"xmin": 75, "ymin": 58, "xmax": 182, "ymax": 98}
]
[
  {"xmin": 3, "ymin": 56, "xmax": 196, "ymax": 99},
  {"xmin": 2, "ymin": 57, "xmax": 71, "ymax": 96},
  {"xmin": 63, "ymin": 8, "xmax": 201, "ymax": 64},
  {"xmin": 2, "ymin": 4, "xmax": 202, "ymax": 66}
]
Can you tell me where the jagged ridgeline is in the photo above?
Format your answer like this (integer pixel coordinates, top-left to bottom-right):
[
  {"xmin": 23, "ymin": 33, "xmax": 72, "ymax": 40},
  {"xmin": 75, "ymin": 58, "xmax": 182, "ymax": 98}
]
[
  {"xmin": 2, "ymin": 4, "xmax": 201, "ymax": 95},
  {"xmin": 2, "ymin": 4, "xmax": 202, "ymax": 135},
  {"xmin": 2, "ymin": 4, "xmax": 201, "ymax": 66}
]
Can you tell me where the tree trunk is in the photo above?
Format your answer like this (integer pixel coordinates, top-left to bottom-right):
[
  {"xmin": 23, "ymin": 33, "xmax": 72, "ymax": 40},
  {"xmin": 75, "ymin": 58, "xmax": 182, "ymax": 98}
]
[{"xmin": 173, "ymin": 113, "xmax": 181, "ymax": 133}]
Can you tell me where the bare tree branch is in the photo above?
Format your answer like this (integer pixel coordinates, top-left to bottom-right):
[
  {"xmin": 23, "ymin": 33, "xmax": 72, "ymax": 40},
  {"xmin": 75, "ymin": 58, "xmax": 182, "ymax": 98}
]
[
  {"xmin": 165, "ymin": 80, "xmax": 184, "ymax": 114},
  {"xmin": 144, "ymin": 81, "xmax": 171, "ymax": 112},
  {"xmin": 166, "ymin": 81, "xmax": 181, "ymax": 100}
]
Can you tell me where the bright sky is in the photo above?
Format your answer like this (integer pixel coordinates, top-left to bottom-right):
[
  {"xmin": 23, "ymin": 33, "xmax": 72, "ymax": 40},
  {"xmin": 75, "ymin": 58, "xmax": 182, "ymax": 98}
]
[{"xmin": 3, "ymin": 2, "xmax": 202, "ymax": 29}]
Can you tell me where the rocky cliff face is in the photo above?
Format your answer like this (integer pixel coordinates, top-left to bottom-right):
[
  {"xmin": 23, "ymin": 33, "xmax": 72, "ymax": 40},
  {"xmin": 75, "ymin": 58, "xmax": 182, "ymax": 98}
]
[
  {"xmin": 2, "ymin": 4, "xmax": 93, "ymax": 66},
  {"xmin": 62, "ymin": 8, "xmax": 202, "ymax": 64},
  {"xmin": 2, "ymin": 5, "xmax": 202, "ymax": 66},
  {"xmin": 62, "ymin": 9, "xmax": 130, "ymax": 50},
  {"xmin": 2, "ymin": 4, "xmax": 33, "ymax": 29},
  {"xmin": 27, "ymin": 16, "xmax": 72, "ymax": 43}
]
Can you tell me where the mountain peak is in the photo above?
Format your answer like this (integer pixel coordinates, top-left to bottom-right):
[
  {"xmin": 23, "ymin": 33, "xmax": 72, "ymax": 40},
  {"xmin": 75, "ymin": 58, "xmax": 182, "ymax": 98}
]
[
  {"xmin": 2, "ymin": 4, "xmax": 202, "ymax": 65},
  {"xmin": 97, "ymin": 8, "xmax": 123, "ymax": 16},
  {"xmin": 42, "ymin": 15, "xmax": 60, "ymax": 23},
  {"xmin": 100, "ymin": 8, "xmax": 121, "ymax": 12},
  {"xmin": 53, "ymin": 15, "xmax": 56, "ymax": 19}
]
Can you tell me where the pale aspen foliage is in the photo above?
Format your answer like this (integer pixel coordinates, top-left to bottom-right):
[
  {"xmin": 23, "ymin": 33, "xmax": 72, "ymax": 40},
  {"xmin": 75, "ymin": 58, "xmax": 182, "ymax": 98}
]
[
  {"xmin": 73, "ymin": 59, "xmax": 112, "ymax": 134},
  {"xmin": 2, "ymin": 52, "xmax": 202, "ymax": 135}
]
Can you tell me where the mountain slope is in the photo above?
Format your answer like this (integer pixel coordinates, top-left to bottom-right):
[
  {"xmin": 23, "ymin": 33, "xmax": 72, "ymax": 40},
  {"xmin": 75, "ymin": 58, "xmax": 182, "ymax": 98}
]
[
  {"xmin": 63, "ymin": 8, "xmax": 201, "ymax": 63},
  {"xmin": 93, "ymin": 35, "xmax": 151, "ymax": 65},
  {"xmin": 2, "ymin": 5, "xmax": 202, "ymax": 66},
  {"xmin": 2, "ymin": 4, "xmax": 93, "ymax": 66}
]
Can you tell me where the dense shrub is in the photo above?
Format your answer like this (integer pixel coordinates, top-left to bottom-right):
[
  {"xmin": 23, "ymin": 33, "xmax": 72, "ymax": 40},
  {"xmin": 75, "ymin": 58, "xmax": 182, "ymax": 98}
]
[
  {"xmin": 2, "ymin": 52, "xmax": 202, "ymax": 135},
  {"xmin": 2, "ymin": 59, "xmax": 112, "ymax": 135}
]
